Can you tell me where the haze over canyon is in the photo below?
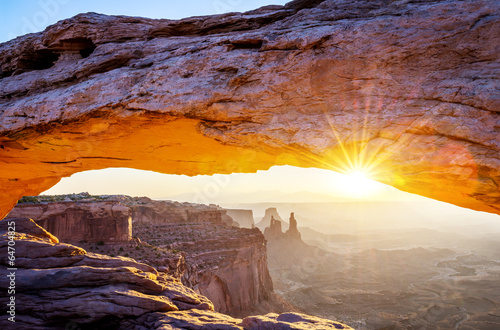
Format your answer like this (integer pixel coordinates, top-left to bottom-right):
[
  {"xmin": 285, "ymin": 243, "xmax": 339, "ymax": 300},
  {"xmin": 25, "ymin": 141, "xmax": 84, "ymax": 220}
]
[{"xmin": 0, "ymin": 0, "xmax": 499, "ymax": 329}]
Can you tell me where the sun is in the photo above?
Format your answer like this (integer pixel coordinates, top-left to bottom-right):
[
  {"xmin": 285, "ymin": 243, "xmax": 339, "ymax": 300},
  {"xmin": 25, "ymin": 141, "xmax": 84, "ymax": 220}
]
[{"xmin": 337, "ymin": 170, "xmax": 383, "ymax": 198}]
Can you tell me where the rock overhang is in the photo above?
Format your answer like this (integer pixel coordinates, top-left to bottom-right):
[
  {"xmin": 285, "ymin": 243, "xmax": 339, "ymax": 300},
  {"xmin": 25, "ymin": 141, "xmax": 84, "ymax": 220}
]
[{"xmin": 0, "ymin": 0, "xmax": 499, "ymax": 219}]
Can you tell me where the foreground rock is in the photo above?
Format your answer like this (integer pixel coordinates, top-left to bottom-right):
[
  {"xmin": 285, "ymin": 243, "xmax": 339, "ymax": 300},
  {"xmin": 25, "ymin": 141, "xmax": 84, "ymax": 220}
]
[
  {"xmin": 120, "ymin": 196, "xmax": 292, "ymax": 317},
  {"xmin": 6, "ymin": 198, "xmax": 132, "ymax": 243},
  {"xmin": 0, "ymin": 218, "xmax": 353, "ymax": 329},
  {"xmin": 5, "ymin": 195, "xmax": 295, "ymax": 318},
  {"xmin": 0, "ymin": 218, "xmax": 213, "ymax": 328},
  {"xmin": 0, "ymin": 0, "xmax": 499, "ymax": 219}
]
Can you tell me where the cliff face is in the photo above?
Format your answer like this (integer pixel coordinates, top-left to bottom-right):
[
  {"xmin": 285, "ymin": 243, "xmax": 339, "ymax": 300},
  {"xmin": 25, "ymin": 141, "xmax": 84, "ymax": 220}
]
[
  {"xmin": 0, "ymin": 0, "xmax": 499, "ymax": 219},
  {"xmin": 181, "ymin": 227, "xmax": 276, "ymax": 317},
  {"xmin": 5, "ymin": 201, "xmax": 132, "ymax": 243},
  {"xmin": 132, "ymin": 208, "xmax": 286, "ymax": 317},
  {"xmin": 128, "ymin": 197, "xmax": 232, "ymax": 226},
  {"xmin": 7, "ymin": 195, "xmax": 285, "ymax": 318},
  {"xmin": 0, "ymin": 218, "xmax": 352, "ymax": 329},
  {"xmin": 225, "ymin": 209, "xmax": 255, "ymax": 228},
  {"xmin": 129, "ymin": 199, "xmax": 285, "ymax": 316}
]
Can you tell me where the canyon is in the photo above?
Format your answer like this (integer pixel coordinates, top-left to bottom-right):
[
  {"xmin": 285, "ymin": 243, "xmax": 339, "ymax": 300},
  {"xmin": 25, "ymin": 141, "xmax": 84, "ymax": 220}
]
[
  {"xmin": 6, "ymin": 197, "xmax": 132, "ymax": 243},
  {"xmin": 1, "ymin": 0, "xmax": 499, "ymax": 328},
  {"xmin": 5, "ymin": 195, "xmax": 294, "ymax": 319},
  {"xmin": 0, "ymin": 217, "xmax": 352, "ymax": 329},
  {"xmin": 0, "ymin": 0, "xmax": 498, "ymax": 220}
]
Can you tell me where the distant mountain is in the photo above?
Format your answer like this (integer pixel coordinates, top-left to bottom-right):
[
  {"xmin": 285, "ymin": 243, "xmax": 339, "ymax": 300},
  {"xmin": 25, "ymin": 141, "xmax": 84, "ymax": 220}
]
[
  {"xmin": 164, "ymin": 189, "xmax": 351, "ymax": 205},
  {"xmin": 222, "ymin": 200, "xmax": 500, "ymax": 237},
  {"xmin": 255, "ymin": 207, "xmax": 290, "ymax": 231}
]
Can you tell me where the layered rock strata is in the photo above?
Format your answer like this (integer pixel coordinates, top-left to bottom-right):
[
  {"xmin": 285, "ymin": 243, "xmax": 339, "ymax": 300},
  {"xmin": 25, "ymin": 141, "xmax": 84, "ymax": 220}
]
[
  {"xmin": 6, "ymin": 195, "xmax": 290, "ymax": 318},
  {"xmin": 127, "ymin": 196, "xmax": 233, "ymax": 226},
  {"xmin": 0, "ymin": 218, "xmax": 352, "ymax": 329},
  {"xmin": 5, "ymin": 201, "xmax": 132, "ymax": 243},
  {"xmin": 0, "ymin": 0, "xmax": 498, "ymax": 219},
  {"xmin": 128, "ymin": 198, "xmax": 295, "ymax": 317},
  {"xmin": 134, "ymin": 213, "xmax": 287, "ymax": 317}
]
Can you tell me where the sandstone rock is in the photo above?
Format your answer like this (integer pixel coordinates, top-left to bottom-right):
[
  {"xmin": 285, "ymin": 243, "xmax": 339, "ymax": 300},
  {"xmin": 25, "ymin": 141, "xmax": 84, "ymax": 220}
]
[
  {"xmin": 264, "ymin": 215, "xmax": 285, "ymax": 241},
  {"xmin": 285, "ymin": 212, "xmax": 301, "ymax": 240},
  {"xmin": 0, "ymin": 0, "xmax": 498, "ymax": 219},
  {"xmin": 128, "ymin": 198, "xmax": 231, "ymax": 226},
  {"xmin": 156, "ymin": 223, "xmax": 277, "ymax": 317},
  {"xmin": 0, "ymin": 210, "xmax": 350, "ymax": 329},
  {"xmin": 133, "ymin": 202, "xmax": 294, "ymax": 317},
  {"xmin": 6, "ymin": 201, "xmax": 132, "ymax": 243},
  {"xmin": 0, "ymin": 217, "xmax": 58, "ymax": 243},
  {"xmin": 264, "ymin": 212, "xmax": 303, "ymax": 241},
  {"xmin": 224, "ymin": 209, "xmax": 256, "ymax": 228},
  {"xmin": 241, "ymin": 312, "xmax": 354, "ymax": 329},
  {"xmin": 6, "ymin": 196, "xmax": 275, "ymax": 317},
  {"xmin": 257, "ymin": 208, "xmax": 289, "ymax": 231},
  {"xmin": 0, "ymin": 217, "xmax": 214, "ymax": 327},
  {"xmin": 122, "ymin": 309, "xmax": 245, "ymax": 330}
]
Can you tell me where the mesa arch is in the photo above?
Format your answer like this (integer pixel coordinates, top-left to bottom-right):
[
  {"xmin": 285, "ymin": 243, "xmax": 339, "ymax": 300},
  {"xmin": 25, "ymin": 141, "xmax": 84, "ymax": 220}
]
[{"xmin": 0, "ymin": 0, "xmax": 499, "ymax": 220}]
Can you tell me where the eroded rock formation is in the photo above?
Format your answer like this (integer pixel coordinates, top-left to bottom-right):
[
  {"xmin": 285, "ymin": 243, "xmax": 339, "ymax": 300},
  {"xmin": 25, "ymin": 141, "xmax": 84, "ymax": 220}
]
[
  {"xmin": 126, "ymin": 196, "xmax": 233, "ymax": 226},
  {"xmin": 5, "ymin": 200, "xmax": 132, "ymax": 243},
  {"xmin": 264, "ymin": 215, "xmax": 284, "ymax": 240},
  {"xmin": 129, "ymin": 199, "xmax": 285, "ymax": 317},
  {"xmin": 0, "ymin": 218, "xmax": 213, "ymax": 328},
  {"xmin": 0, "ymin": 218, "xmax": 353, "ymax": 329},
  {"xmin": 264, "ymin": 212, "xmax": 303, "ymax": 241},
  {"xmin": 6, "ymin": 195, "xmax": 287, "ymax": 317},
  {"xmin": 286, "ymin": 212, "xmax": 301, "ymax": 240},
  {"xmin": 257, "ymin": 207, "xmax": 289, "ymax": 231},
  {"xmin": 0, "ymin": 0, "xmax": 498, "ymax": 219}
]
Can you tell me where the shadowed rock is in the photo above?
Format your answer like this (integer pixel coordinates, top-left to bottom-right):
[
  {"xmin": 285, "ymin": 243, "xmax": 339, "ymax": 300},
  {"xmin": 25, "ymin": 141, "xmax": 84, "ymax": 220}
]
[
  {"xmin": 6, "ymin": 201, "xmax": 132, "ymax": 243},
  {"xmin": 0, "ymin": 0, "xmax": 498, "ymax": 219},
  {"xmin": 0, "ymin": 217, "xmax": 351, "ymax": 329}
]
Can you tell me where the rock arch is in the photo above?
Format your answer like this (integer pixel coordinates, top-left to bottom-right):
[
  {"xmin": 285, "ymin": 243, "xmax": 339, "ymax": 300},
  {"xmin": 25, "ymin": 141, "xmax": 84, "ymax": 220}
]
[{"xmin": 0, "ymin": 0, "xmax": 499, "ymax": 219}]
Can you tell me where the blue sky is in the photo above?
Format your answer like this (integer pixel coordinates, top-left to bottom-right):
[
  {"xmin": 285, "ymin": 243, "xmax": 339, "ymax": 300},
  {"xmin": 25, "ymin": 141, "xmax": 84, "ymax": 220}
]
[
  {"xmin": 1, "ymin": 0, "xmax": 289, "ymax": 43},
  {"xmin": 4, "ymin": 0, "xmax": 401, "ymax": 204},
  {"xmin": 4, "ymin": 0, "xmax": 498, "ymax": 224}
]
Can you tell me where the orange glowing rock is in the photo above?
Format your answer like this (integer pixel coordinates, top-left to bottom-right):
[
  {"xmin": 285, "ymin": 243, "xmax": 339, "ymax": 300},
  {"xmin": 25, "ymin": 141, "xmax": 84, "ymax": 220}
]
[{"xmin": 1, "ymin": 0, "xmax": 499, "ymax": 219}]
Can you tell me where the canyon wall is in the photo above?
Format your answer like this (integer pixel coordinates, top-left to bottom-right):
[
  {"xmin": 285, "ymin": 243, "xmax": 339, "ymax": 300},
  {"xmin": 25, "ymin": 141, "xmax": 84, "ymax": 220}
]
[
  {"xmin": 0, "ymin": 217, "xmax": 352, "ymax": 329},
  {"xmin": 5, "ymin": 201, "xmax": 132, "ymax": 243},
  {"xmin": 127, "ymin": 196, "xmax": 232, "ymax": 226},
  {"xmin": 123, "ymin": 197, "xmax": 293, "ymax": 316},
  {"xmin": 179, "ymin": 227, "xmax": 277, "ymax": 317},
  {"xmin": 7, "ymin": 195, "xmax": 284, "ymax": 317},
  {"xmin": 0, "ymin": 0, "xmax": 498, "ymax": 219},
  {"xmin": 128, "ymin": 198, "xmax": 285, "ymax": 317},
  {"xmin": 224, "ymin": 209, "xmax": 255, "ymax": 228}
]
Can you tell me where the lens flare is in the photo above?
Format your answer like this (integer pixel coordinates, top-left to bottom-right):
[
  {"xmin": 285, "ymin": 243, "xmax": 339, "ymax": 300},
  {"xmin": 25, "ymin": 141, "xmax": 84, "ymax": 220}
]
[{"xmin": 336, "ymin": 169, "xmax": 384, "ymax": 198}]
